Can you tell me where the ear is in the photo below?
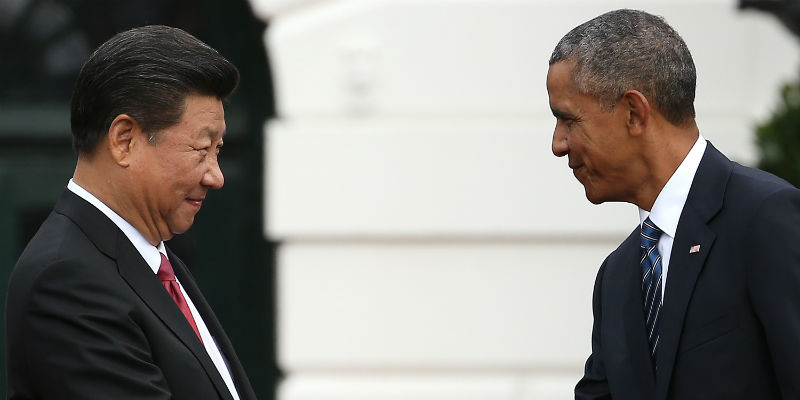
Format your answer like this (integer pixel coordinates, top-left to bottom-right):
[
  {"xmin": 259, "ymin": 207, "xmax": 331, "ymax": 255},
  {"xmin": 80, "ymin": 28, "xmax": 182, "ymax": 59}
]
[
  {"xmin": 106, "ymin": 114, "xmax": 140, "ymax": 167},
  {"xmin": 622, "ymin": 90, "xmax": 650, "ymax": 137}
]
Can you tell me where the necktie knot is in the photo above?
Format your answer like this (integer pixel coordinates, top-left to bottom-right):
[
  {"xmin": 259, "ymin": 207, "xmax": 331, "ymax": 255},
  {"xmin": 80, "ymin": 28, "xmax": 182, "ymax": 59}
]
[
  {"xmin": 157, "ymin": 253, "xmax": 176, "ymax": 282},
  {"xmin": 641, "ymin": 218, "xmax": 663, "ymax": 247}
]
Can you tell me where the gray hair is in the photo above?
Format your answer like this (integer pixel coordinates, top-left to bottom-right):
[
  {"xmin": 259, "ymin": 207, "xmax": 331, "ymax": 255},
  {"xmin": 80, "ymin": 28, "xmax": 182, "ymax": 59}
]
[{"xmin": 549, "ymin": 9, "xmax": 696, "ymax": 126}]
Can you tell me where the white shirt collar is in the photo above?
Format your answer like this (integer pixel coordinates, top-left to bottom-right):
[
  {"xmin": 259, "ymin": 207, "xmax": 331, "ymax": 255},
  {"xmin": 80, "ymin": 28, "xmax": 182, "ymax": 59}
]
[
  {"xmin": 67, "ymin": 179, "xmax": 166, "ymax": 274},
  {"xmin": 638, "ymin": 135, "xmax": 707, "ymax": 237}
]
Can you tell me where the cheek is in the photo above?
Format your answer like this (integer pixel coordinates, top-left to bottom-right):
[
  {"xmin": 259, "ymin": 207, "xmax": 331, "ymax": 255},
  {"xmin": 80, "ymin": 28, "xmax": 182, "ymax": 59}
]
[{"xmin": 171, "ymin": 158, "xmax": 204, "ymax": 182}]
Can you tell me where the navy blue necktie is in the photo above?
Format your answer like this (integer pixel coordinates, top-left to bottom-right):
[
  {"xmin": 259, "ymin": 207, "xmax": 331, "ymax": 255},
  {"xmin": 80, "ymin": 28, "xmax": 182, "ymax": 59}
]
[{"xmin": 640, "ymin": 218, "xmax": 663, "ymax": 367}]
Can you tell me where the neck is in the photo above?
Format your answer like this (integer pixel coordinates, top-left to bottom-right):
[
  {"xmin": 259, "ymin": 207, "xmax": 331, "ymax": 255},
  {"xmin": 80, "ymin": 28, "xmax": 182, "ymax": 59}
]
[
  {"xmin": 634, "ymin": 121, "xmax": 699, "ymax": 211},
  {"xmin": 73, "ymin": 156, "xmax": 163, "ymax": 246}
]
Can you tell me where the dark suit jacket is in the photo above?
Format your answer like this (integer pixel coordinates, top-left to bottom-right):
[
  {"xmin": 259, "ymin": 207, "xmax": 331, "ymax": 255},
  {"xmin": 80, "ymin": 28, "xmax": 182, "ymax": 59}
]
[
  {"xmin": 575, "ymin": 143, "xmax": 800, "ymax": 399},
  {"xmin": 5, "ymin": 189, "xmax": 257, "ymax": 400}
]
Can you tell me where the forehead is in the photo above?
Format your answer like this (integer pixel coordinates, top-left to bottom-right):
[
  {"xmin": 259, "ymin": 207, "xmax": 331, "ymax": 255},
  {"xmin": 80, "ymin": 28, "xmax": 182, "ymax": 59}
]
[
  {"xmin": 547, "ymin": 61, "xmax": 609, "ymax": 115},
  {"xmin": 546, "ymin": 61, "xmax": 577, "ymax": 97},
  {"xmin": 178, "ymin": 94, "xmax": 226, "ymax": 140},
  {"xmin": 547, "ymin": 61, "xmax": 582, "ymax": 111}
]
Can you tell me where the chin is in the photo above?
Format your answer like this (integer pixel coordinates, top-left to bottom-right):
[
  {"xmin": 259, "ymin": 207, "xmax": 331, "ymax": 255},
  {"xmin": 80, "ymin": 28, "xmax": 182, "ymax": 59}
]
[
  {"xmin": 586, "ymin": 196, "xmax": 606, "ymax": 205},
  {"xmin": 583, "ymin": 188, "xmax": 608, "ymax": 205},
  {"xmin": 171, "ymin": 227, "xmax": 192, "ymax": 236},
  {"xmin": 169, "ymin": 220, "xmax": 195, "ymax": 236}
]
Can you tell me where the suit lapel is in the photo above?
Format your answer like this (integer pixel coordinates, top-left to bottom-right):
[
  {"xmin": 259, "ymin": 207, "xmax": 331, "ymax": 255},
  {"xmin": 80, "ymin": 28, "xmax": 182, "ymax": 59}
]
[
  {"xmin": 654, "ymin": 143, "xmax": 730, "ymax": 400},
  {"xmin": 55, "ymin": 190, "xmax": 234, "ymax": 400},
  {"xmin": 168, "ymin": 249, "xmax": 257, "ymax": 400},
  {"xmin": 116, "ymin": 239, "xmax": 234, "ymax": 400},
  {"xmin": 655, "ymin": 206, "xmax": 715, "ymax": 399}
]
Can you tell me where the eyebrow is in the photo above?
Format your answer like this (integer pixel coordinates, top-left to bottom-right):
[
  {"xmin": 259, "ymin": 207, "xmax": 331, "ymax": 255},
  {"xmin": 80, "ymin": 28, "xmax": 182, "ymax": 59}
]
[
  {"xmin": 199, "ymin": 127, "xmax": 224, "ymax": 140},
  {"xmin": 551, "ymin": 108, "xmax": 576, "ymax": 120}
]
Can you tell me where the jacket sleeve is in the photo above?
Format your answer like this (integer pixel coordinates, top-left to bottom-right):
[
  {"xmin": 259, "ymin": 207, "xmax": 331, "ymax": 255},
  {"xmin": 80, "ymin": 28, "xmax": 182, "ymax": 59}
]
[
  {"xmin": 9, "ymin": 257, "xmax": 172, "ymax": 400},
  {"xmin": 575, "ymin": 259, "xmax": 612, "ymax": 400},
  {"xmin": 746, "ymin": 187, "xmax": 800, "ymax": 399}
]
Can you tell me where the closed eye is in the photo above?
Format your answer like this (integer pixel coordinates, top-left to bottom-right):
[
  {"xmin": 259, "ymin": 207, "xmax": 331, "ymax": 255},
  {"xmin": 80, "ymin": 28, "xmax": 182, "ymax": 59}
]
[
  {"xmin": 557, "ymin": 116, "xmax": 580, "ymax": 128},
  {"xmin": 552, "ymin": 108, "xmax": 580, "ymax": 126}
]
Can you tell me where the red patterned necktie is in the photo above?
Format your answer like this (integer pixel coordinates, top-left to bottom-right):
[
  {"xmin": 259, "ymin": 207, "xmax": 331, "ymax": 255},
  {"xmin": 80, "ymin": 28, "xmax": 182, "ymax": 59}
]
[{"xmin": 157, "ymin": 253, "xmax": 203, "ymax": 343}]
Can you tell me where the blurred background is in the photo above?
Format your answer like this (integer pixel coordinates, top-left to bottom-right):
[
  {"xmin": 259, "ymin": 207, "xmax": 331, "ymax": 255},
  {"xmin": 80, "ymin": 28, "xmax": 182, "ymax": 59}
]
[{"xmin": 1, "ymin": 0, "xmax": 799, "ymax": 399}]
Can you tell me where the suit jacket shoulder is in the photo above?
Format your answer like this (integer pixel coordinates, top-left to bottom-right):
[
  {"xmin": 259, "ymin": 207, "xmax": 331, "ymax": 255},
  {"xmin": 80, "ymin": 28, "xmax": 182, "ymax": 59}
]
[
  {"xmin": 6, "ymin": 190, "xmax": 254, "ymax": 400},
  {"xmin": 657, "ymin": 142, "xmax": 800, "ymax": 399}
]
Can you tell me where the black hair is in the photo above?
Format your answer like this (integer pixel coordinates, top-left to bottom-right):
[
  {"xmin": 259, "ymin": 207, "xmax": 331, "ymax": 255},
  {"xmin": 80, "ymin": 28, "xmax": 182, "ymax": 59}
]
[{"xmin": 70, "ymin": 25, "xmax": 239, "ymax": 154}]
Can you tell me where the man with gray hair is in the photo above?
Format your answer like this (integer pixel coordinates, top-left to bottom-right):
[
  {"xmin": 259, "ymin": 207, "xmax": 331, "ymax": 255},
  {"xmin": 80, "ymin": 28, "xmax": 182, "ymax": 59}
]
[{"xmin": 547, "ymin": 9, "xmax": 800, "ymax": 399}]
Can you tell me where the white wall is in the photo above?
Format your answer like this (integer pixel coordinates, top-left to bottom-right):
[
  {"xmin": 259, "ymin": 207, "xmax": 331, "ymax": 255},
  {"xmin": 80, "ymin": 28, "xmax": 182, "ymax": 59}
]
[{"xmin": 247, "ymin": 0, "xmax": 799, "ymax": 398}]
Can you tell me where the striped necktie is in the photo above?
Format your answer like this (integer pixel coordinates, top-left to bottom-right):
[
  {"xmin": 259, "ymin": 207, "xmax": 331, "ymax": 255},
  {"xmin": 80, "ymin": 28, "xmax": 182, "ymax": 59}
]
[{"xmin": 640, "ymin": 217, "xmax": 663, "ymax": 368}]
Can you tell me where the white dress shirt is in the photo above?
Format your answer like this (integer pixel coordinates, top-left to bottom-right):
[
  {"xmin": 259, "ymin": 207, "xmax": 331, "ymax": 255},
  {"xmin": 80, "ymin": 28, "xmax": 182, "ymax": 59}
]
[
  {"xmin": 638, "ymin": 135, "xmax": 707, "ymax": 300},
  {"xmin": 67, "ymin": 179, "xmax": 240, "ymax": 400}
]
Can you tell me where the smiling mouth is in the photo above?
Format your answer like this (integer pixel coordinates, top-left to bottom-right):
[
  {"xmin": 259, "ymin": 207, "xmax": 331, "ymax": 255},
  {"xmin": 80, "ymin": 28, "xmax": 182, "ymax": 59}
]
[{"xmin": 186, "ymin": 198, "xmax": 204, "ymax": 208}]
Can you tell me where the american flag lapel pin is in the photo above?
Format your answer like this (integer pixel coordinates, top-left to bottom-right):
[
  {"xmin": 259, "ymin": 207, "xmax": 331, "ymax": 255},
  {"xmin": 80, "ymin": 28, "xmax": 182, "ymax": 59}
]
[{"xmin": 689, "ymin": 244, "xmax": 701, "ymax": 254}]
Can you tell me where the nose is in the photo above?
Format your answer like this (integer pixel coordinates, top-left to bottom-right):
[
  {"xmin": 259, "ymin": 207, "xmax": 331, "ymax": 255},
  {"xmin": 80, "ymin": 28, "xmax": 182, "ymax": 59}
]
[
  {"xmin": 552, "ymin": 126, "xmax": 569, "ymax": 157},
  {"xmin": 202, "ymin": 158, "xmax": 225, "ymax": 189}
]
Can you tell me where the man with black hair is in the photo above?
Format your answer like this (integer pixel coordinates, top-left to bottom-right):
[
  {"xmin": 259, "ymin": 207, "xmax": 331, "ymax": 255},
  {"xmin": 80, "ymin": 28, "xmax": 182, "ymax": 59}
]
[
  {"xmin": 6, "ymin": 25, "xmax": 257, "ymax": 400},
  {"xmin": 547, "ymin": 9, "xmax": 800, "ymax": 399}
]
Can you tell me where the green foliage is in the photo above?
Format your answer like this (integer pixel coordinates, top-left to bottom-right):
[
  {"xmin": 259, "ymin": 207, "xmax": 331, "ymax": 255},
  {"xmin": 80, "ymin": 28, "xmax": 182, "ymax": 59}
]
[{"xmin": 756, "ymin": 81, "xmax": 800, "ymax": 188}]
